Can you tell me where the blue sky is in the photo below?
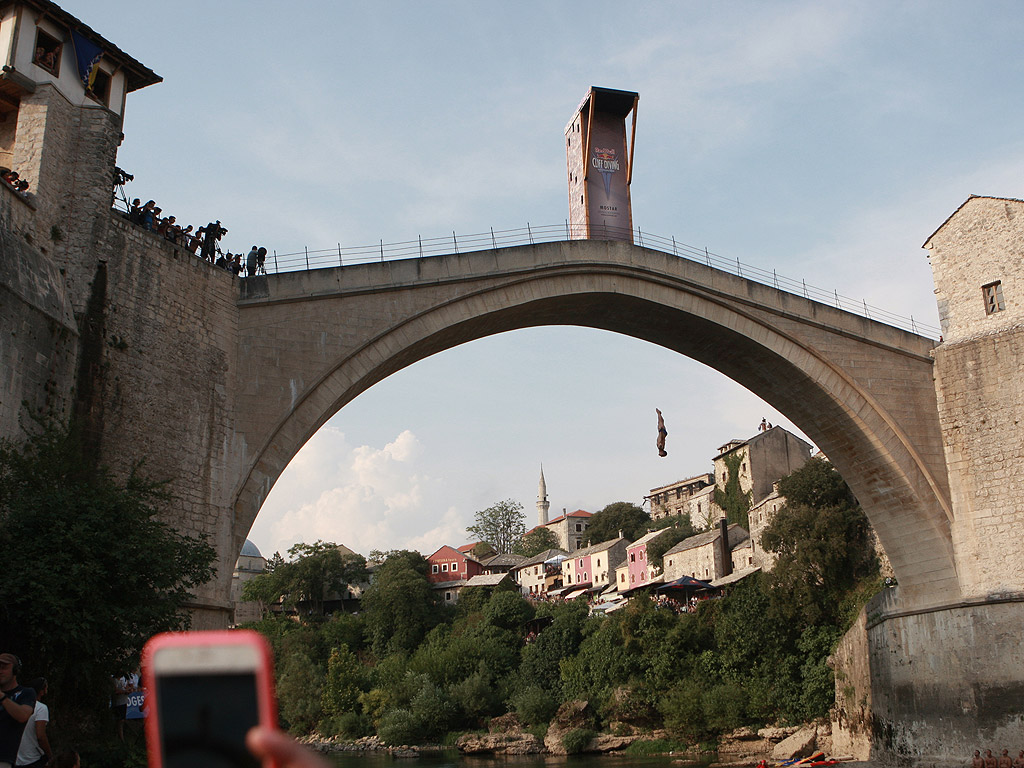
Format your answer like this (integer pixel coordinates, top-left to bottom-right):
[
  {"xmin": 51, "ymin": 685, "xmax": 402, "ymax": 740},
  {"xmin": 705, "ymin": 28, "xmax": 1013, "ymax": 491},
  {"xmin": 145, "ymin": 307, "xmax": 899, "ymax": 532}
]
[{"xmin": 72, "ymin": 1, "xmax": 1024, "ymax": 558}]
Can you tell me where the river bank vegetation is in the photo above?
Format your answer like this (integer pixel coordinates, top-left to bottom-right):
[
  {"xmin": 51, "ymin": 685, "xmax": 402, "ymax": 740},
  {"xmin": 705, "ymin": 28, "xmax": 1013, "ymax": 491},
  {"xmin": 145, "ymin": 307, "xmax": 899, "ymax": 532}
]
[{"xmin": 245, "ymin": 457, "xmax": 881, "ymax": 750}]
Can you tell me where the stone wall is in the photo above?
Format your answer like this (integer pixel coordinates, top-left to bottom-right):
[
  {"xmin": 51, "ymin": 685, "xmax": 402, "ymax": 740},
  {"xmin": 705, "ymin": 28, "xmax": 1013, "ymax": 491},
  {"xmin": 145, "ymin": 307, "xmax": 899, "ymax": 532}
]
[
  {"xmin": 833, "ymin": 593, "xmax": 1024, "ymax": 765},
  {"xmin": 1, "ymin": 196, "xmax": 243, "ymax": 625},
  {"xmin": 926, "ymin": 196, "xmax": 1024, "ymax": 600},
  {"xmin": 0, "ymin": 187, "xmax": 78, "ymax": 437},
  {"xmin": 96, "ymin": 216, "xmax": 242, "ymax": 625}
]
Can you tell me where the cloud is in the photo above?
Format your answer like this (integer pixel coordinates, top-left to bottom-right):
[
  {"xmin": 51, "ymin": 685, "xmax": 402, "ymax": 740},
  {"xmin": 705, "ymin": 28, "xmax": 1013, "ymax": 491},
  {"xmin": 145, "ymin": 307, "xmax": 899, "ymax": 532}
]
[{"xmin": 248, "ymin": 428, "xmax": 467, "ymax": 559}]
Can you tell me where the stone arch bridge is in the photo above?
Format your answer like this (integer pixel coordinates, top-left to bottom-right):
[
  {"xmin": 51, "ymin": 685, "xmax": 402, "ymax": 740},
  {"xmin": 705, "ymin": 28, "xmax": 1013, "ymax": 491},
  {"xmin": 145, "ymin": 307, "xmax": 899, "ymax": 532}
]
[{"xmin": 232, "ymin": 238, "xmax": 956, "ymax": 611}]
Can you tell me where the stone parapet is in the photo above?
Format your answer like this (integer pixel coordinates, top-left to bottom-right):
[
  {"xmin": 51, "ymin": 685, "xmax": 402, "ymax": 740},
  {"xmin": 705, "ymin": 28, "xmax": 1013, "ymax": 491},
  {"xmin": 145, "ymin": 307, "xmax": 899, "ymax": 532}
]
[{"xmin": 833, "ymin": 592, "xmax": 1024, "ymax": 765}]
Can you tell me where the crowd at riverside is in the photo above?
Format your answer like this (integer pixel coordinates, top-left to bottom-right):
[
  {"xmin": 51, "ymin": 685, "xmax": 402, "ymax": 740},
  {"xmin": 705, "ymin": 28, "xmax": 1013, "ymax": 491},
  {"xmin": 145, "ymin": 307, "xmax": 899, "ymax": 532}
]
[
  {"xmin": 974, "ymin": 750, "xmax": 1024, "ymax": 768},
  {"xmin": 124, "ymin": 198, "xmax": 268, "ymax": 277}
]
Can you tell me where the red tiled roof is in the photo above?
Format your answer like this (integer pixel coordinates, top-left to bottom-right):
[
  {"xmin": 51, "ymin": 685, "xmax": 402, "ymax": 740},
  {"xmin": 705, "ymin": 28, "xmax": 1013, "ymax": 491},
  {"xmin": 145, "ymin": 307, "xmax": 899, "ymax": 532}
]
[{"xmin": 547, "ymin": 509, "xmax": 592, "ymax": 524}]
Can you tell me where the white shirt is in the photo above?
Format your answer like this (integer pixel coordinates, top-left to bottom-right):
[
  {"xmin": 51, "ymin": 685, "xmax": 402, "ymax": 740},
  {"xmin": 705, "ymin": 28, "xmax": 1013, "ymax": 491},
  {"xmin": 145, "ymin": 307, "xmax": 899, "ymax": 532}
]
[{"xmin": 15, "ymin": 701, "xmax": 48, "ymax": 766}]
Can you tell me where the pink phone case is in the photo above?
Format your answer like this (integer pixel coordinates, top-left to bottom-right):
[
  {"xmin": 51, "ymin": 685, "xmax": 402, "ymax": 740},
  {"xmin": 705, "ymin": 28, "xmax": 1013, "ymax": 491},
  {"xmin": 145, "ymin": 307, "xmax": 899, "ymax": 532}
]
[{"xmin": 142, "ymin": 630, "xmax": 278, "ymax": 768}]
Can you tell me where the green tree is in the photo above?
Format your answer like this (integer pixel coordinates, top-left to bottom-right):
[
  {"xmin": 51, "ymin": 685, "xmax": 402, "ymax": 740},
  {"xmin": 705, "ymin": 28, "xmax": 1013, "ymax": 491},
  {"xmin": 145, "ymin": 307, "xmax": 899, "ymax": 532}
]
[
  {"xmin": 0, "ymin": 421, "xmax": 216, "ymax": 735},
  {"xmin": 762, "ymin": 457, "xmax": 878, "ymax": 627},
  {"xmin": 513, "ymin": 526, "xmax": 560, "ymax": 556},
  {"xmin": 275, "ymin": 541, "xmax": 367, "ymax": 617},
  {"xmin": 362, "ymin": 551, "xmax": 443, "ymax": 656},
  {"xmin": 466, "ymin": 499, "xmax": 526, "ymax": 554},
  {"xmin": 584, "ymin": 501, "xmax": 650, "ymax": 545},
  {"xmin": 241, "ymin": 569, "xmax": 283, "ymax": 619},
  {"xmin": 266, "ymin": 550, "xmax": 285, "ymax": 572},
  {"xmin": 322, "ymin": 644, "xmax": 368, "ymax": 718},
  {"xmin": 278, "ymin": 651, "xmax": 324, "ymax": 734},
  {"xmin": 714, "ymin": 452, "xmax": 752, "ymax": 528}
]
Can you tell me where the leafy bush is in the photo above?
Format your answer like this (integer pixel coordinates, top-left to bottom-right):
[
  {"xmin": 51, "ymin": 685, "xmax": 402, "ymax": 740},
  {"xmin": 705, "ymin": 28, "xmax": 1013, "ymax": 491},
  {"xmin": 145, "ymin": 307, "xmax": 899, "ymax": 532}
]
[
  {"xmin": 660, "ymin": 679, "xmax": 709, "ymax": 741},
  {"xmin": 484, "ymin": 590, "xmax": 534, "ymax": 630},
  {"xmin": 321, "ymin": 711, "xmax": 371, "ymax": 739},
  {"xmin": 410, "ymin": 681, "xmax": 455, "ymax": 740},
  {"xmin": 448, "ymin": 666, "xmax": 501, "ymax": 725},
  {"xmin": 510, "ymin": 684, "xmax": 558, "ymax": 725},
  {"xmin": 703, "ymin": 684, "xmax": 747, "ymax": 734},
  {"xmin": 562, "ymin": 728, "xmax": 596, "ymax": 754},
  {"xmin": 277, "ymin": 652, "xmax": 324, "ymax": 734},
  {"xmin": 378, "ymin": 708, "xmax": 421, "ymax": 745},
  {"xmin": 322, "ymin": 644, "xmax": 367, "ymax": 717}
]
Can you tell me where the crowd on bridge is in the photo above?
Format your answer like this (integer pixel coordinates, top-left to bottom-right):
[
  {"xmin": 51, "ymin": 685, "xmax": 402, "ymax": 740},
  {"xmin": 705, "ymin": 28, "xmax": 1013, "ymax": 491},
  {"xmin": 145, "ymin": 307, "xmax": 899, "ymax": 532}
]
[
  {"xmin": 123, "ymin": 197, "xmax": 269, "ymax": 277},
  {"xmin": 1, "ymin": 168, "xmax": 31, "ymax": 197}
]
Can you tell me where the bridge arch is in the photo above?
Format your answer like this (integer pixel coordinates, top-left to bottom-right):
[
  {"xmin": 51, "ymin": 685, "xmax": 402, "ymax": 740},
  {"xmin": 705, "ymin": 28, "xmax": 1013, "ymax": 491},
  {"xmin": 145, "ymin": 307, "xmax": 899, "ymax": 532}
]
[{"xmin": 234, "ymin": 241, "xmax": 957, "ymax": 608}]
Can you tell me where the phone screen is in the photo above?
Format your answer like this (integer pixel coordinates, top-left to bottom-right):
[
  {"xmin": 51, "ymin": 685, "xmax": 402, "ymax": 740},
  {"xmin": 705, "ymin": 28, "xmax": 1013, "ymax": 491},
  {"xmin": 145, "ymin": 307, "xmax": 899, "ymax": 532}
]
[{"xmin": 156, "ymin": 673, "xmax": 261, "ymax": 768}]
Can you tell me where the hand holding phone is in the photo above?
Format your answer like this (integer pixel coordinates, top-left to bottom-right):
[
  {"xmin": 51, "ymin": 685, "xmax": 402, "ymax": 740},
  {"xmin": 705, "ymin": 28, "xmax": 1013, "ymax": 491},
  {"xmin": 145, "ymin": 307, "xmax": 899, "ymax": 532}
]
[{"xmin": 142, "ymin": 630, "xmax": 278, "ymax": 768}]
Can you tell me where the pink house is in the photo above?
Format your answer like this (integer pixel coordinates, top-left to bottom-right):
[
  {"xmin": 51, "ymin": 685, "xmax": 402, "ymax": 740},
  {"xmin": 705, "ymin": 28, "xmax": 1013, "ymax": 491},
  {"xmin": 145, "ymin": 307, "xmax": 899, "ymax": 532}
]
[{"xmin": 624, "ymin": 528, "xmax": 671, "ymax": 590}]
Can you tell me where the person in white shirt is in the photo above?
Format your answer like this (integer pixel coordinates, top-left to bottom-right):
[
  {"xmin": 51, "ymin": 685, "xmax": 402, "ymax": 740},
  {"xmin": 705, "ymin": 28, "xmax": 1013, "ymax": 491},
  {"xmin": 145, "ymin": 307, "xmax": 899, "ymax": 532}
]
[{"xmin": 14, "ymin": 678, "xmax": 49, "ymax": 768}]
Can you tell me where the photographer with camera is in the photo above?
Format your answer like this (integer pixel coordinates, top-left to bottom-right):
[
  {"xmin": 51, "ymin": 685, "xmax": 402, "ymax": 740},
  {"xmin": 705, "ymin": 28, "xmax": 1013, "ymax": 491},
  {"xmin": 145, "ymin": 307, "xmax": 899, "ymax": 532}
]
[{"xmin": 200, "ymin": 221, "xmax": 228, "ymax": 262}]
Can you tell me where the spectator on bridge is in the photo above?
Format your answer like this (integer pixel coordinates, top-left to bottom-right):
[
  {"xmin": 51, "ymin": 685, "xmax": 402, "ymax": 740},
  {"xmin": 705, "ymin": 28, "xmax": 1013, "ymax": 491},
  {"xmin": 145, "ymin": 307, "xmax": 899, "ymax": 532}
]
[
  {"xmin": 200, "ymin": 221, "xmax": 227, "ymax": 262},
  {"xmin": 246, "ymin": 246, "xmax": 259, "ymax": 277},
  {"xmin": 127, "ymin": 198, "xmax": 142, "ymax": 224},
  {"xmin": 230, "ymin": 253, "xmax": 242, "ymax": 276},
  {"xmin": 180, "ymin": 224, "xmax": 197, "ymax": 253},
  {"xmin": 140, "ymin": 200, "xmax": 156, "ymax": 231},
  {"xmin": 160, "ymin": 215, "xmax": 178, "ymax": 242},
  {"xmin": 257, "ymin": 247, "xmax": 267, "ymax": 274}
]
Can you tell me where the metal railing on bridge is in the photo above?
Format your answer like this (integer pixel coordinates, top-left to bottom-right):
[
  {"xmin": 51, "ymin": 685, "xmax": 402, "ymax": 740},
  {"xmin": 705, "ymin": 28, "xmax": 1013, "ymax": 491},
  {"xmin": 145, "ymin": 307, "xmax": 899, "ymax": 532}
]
[
  {"xmin": 265, "ymin": 223, "xmax": 940, "ymax": 338},
  {"xmin": 109, "ymin": 199, "xmax": 939, "ymax": 338}
]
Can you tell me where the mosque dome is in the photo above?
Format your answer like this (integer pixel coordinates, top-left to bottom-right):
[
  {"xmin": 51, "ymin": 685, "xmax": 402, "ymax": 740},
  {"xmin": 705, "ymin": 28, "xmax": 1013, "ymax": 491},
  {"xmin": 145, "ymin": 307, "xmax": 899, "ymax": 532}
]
[{"xmin": 240, "ymin": 539, "xmax": 263, "ymax": 558}]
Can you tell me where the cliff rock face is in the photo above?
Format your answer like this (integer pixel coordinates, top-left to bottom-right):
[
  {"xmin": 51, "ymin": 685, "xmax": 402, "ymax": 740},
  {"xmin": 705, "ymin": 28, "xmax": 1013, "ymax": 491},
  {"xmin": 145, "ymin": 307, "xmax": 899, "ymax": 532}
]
[
  {"xmin": 455, "ymin": 715, "xmax": 544, "ymax": 755},
  {"xmin": 455, "ymin": 732, "xmax": 544, "ymax": 755},
  {"xmin": 544, "ymin": 700, "xmax": 597, "ymax": 755}
]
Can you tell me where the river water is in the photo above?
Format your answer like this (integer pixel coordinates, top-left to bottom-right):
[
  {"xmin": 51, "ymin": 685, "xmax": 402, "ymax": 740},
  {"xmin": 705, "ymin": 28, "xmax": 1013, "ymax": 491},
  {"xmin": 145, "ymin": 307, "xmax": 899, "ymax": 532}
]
[
  {"xmin": 327, "ymin": 752, "xmax": 714, "ymax": 768},
  {"xmin": 326, "ymin": 752, "xmax": 879, "ymax": 768}
]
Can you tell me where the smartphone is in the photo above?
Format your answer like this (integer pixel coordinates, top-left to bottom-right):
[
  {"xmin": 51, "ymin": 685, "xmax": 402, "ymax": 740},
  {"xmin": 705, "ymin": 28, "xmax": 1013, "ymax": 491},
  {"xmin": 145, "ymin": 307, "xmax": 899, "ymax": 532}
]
[{"xmin": 142, "ymin": 630, "xmax": 278, "ymax": 768}]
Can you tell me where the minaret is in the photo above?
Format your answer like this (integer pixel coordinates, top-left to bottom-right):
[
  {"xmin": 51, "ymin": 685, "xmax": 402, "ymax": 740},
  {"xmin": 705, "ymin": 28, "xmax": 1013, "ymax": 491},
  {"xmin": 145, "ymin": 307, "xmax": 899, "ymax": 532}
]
[{"xmin": 537, "ymin": 465, "xmax": 550, "ymax": 525}]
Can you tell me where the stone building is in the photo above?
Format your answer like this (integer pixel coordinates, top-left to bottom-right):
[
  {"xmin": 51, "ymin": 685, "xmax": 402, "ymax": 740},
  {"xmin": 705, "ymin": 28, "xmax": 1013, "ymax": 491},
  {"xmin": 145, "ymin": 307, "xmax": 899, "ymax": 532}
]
[
  {"xmin": 924, "ymin": 195, "xmax": 1024, "ymax": 597},
  {"xmin": 713, "ymin": 426, "xmax": 813, "ymax": 513},
  {"xmin": 662, "ymin": 522, "xmax": 750, "ymax": 584},
  {"xmin": 513, "ymin": 548, "xmax": 567, "ymax": 597},
  {"xmin": 647, "ymin": 473, "xmax": 715, "ymax": 523},
  {"xmin": 746, "ymin": 482, "xmax": 784, "ymax": 570},
  {"xmin": 0, "ymin": 0, "xmax": 161, "ymax": 440},
  {"xmin": 482, "ymin": 552, "xmax": 525, "ymax": 576},
  {"xmin": 537, "ymin": 508, "xmax": 592, "ymax": 552},
  {"xmin": 229, "ymin": 538, "xmax": 267, "ymax": 625}
]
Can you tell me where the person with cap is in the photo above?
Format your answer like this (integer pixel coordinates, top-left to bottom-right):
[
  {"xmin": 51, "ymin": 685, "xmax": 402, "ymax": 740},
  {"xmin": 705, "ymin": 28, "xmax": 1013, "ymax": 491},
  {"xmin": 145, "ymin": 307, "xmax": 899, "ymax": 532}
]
[
  {"xmin": 14, "ymin": 678, "xmax": 50, "ymax": 768},
  {"xmin": 0, "ymin": 654, "xmax": 35, "ymax": 768}
]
